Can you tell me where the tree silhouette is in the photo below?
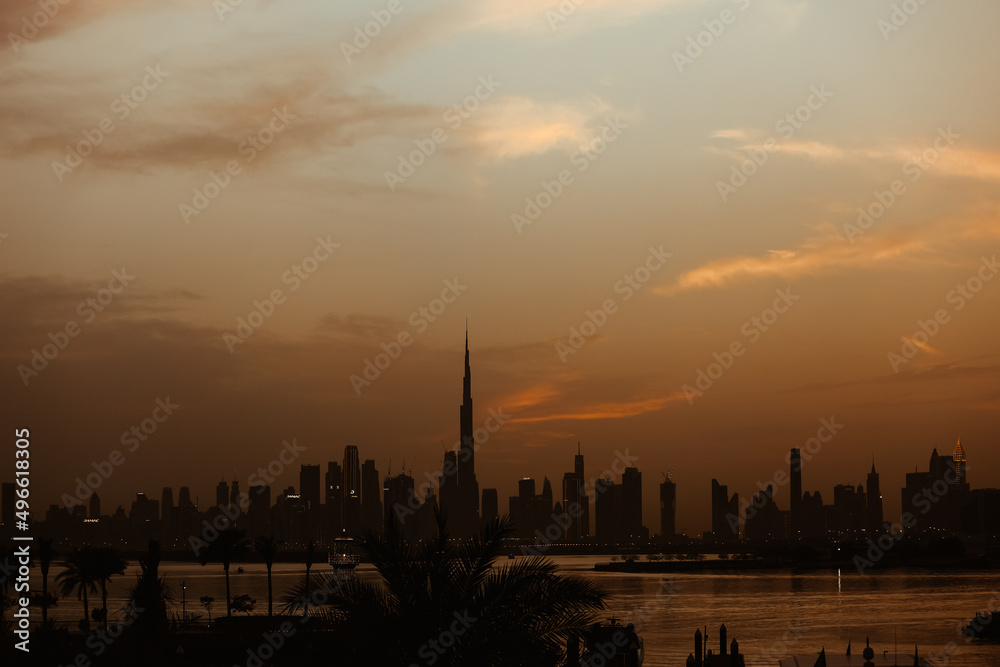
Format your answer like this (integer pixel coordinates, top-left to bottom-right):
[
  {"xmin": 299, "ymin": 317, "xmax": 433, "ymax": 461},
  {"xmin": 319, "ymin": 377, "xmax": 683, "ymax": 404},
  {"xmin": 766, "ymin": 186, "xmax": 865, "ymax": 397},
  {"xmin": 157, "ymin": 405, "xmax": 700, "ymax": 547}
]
[
  {"xmin": 200, "ymin": 595, "xmax": 215, "ymax": 624},
  {"xmin": 127, "ymin": 540, "xmax": 173, "ymax": 659},
  {"xmin": 281, "ymin": 513, "xmax": 606, "ymax": 665},
  {"xmin": 197, "ymin": 528, "xmax": 246, "ymax": 617},
  {"xmin": 91, "ymin": 547, "xmax": 128, "ymax": 629},
  {"xmin": 56, "ymin": 547, "xmax": 100, "ymax": 632},
  {"xmin": 253, "ymin": 536, "xmax": 282, "ymax": 617},
  {"xmin": 230, "ymin": 593, "xmax": 256, "ymax": 616}
]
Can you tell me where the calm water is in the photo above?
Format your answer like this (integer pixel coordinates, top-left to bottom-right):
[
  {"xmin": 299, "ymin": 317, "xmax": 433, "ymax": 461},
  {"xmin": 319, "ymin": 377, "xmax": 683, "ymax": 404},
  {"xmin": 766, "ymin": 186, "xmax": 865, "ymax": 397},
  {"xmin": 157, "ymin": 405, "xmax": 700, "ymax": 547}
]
[{"xmin": 42, "ymin": 557, "xmax": 1000, "ymax": 666}]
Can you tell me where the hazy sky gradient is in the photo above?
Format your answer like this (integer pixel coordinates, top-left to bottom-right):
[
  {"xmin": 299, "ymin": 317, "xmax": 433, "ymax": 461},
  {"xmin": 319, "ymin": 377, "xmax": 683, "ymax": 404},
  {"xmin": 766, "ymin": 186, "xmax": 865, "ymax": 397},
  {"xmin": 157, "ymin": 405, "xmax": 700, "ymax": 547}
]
[{"xmin": 2, "ymin": 0, "xmax": 998, "ymax": 534}]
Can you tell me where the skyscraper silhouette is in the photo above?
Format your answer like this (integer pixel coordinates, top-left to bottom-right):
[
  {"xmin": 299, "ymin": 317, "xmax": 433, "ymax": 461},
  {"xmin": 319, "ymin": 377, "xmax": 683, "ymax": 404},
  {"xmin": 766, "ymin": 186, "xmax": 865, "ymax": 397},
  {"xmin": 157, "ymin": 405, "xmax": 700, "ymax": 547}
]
[
  {"xmin": 659, "ymin": 475, "xmax": 676, "ymax": 538},
  {"xmin": 789, "ymin": 448, "xmax": 802, "ymax": 537},
  {"xmin": 300, "ymin": 464, "xmax": 321, "ymax": 510},
  {"xmin": 161, "ymin": 487, "xmax": 174, "ymax": 521},
  {"xmin": 622, "ymin": 467, "xmax": 643, "ymax": 539},
  {"xmin": 866, "ymin": 459, "xmax": 883, "ymax": 532},
  {"xmin": 343, "ymin": 446, "xmax": 360, "ymax": 499},
  {"xmin": 574, "ymin": 443, "xmax": 590, "ymax": 538},
  {"xmin": 216, "ymin": 479, "xmax": 228, "ymax": 508},
  {"xmin": 361, "ymin": 459, "xmax": 382, "ymax": 531},
  {"xmin": 711, "ymin": 479, "xmax": 739, "ymax": 542},
  {"xmin": 561, "ymin": 473, "xmax": 583, "ymax": 540},
  {"xmin": 953, "ymin": 438, "xmax": 967, "ymax": 485},
  {"xmin": 456, "ymin": 327, "xmax": 480, "ymax": 533},
  {"xmin": 325, "ymin": 461, "xmax": 344, "ymax": 537},
  {"xmin": 481, "ymin": 488, "xmax": 499, "ymax": 522},
  {"xmin": 343, "ymin": 445, "xmax": 361, "ymax": 535}
]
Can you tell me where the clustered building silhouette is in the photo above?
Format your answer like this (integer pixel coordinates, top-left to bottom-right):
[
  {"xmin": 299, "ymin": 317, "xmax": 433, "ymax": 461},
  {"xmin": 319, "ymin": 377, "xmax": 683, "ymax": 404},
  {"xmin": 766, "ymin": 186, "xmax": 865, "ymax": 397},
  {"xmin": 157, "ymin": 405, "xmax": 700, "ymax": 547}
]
[{"xmin": 2, "ymin": 337, "xmax": 998, "ymax": 551}]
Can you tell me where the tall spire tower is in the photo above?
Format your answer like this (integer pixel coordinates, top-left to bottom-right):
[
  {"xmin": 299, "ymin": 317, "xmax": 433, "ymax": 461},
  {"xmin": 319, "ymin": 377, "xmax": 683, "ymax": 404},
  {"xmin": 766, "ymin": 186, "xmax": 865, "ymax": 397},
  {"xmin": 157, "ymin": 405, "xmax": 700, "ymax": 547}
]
[
  {"xmin": 953, "ymin": 438, "xmax": 967, "ymax": 485},
  {"xmin": 457, "ymin": 324, "xmax": 479, "ymax": 533}
]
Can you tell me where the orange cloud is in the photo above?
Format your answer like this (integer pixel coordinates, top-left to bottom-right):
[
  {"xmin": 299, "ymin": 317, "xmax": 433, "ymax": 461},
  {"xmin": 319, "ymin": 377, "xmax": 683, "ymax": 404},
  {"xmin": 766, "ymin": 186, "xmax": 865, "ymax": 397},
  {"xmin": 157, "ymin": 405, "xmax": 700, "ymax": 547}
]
[{"xmin": 514, "ymin": 394, "xmax": 687, "ymax": 423}]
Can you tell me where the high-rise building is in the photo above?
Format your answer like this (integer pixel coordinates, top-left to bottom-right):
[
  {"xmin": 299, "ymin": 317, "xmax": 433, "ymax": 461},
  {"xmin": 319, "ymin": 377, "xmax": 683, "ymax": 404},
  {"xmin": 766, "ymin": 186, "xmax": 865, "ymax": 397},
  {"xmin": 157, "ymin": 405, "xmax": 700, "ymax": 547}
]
[
  {"xmin": 789, "ymin": 448, "xmax": 802, "ymax": 537},
  {"xmin": 343, "ymin": 446, "xmax": 361, "ymax": 536},
  {"xmin": 901, "ymin": 448, "xmax": 968, "ymax": 532},
  {"xmin": 178, "ymin": 486, "xmax": 194, "ymax": 509},
  {"xmin": 130, "ymin": 493, "xmax": 159, "ymax": 525},
  {"xmin": 595, "ymin": 479, "xmax": 623, "ymax": 543},
  {"xmin": 711, "ymin": 479, "xmax": 740, "ymax": 542},
  {"xmin": 510, "ymin": 478, "xmax": 537, "ymax": 539},
  {"xmin": 953, "ymin": 438, "xmax": 967, "ymax": 485},
  {"xmin": 574, "ymin": 443, "xmax": 590, "ymax": 538},
  {"xmin": 439, "ymin": 451, "xmax": 458, "ymax": 520},
  {"xmin": 325, "ymin": 461, "xmax": 343, "ymax": 505},
  {"xmin": 89, "ymin": 491, "xmax": 101, "ymax": 519},
  {"xmin": 325, "ymin": 461, "xmax": 344, "ymax": 537},
  {"xmin": 832, "ymin": 484, "xmax": 866, "ymax": 534},
  {"xmin": 561, "ymin": 473, "xmax": 583, "ymax": 540},
  {"xmin": 745, "ymin": 484, "xmax": 784, "ymax": 541},
  {"xmin": 247, "ymin": 484, "xmax": 271, "ymax": 539},
  {"xmin": 481, "ymin": 488, "xmax": 499, "ymax": 523},
  {"xmin": 659, "ymin": 475, "xmax": 676, "ymax": 538},
  {"xmin": 343, "ymin": 446, "xmax": 360, "ymax": 500},
  {"xmin": 361, "ymin": 459, "xmax": 382, "ymax": 531},
  {"xmin": 230, "ymin": 479, "xmax": 241, "ymax": 513},
  {"xmin": 300, "ymin": 464, "xmax": 321, "ymax": 511},
  {"xmin": 540, "ymin": 477, "xmax": 554, "ymax": 519},
  {"xmin": 161, "ymin": 487, "xmax": 174, "ymax": 521},
  {"xmin": 866, "ymin": 460, "xmax": 883, "ymax": 532},
  {"xmin": 456, "ymin": 328, "xmax": 480, "ymax": 534},
  {"xmin": 216, "ymin": 479, "xmax": 229, "ymax": 508},
  {"xmin": 621, "ymin": 467, "xmax": 643, "ymax": 539}
]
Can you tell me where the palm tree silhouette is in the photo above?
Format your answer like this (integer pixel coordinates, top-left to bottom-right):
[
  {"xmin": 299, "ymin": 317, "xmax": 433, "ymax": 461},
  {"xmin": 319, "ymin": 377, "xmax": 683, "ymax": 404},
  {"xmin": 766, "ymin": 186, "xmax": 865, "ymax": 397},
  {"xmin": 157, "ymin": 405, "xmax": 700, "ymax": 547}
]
[
  {"xmin": 253, "ymin": 535, "xmax": 282, "ymax": 617},
  {"xmin": 128, "ymin": 540, "xmax": 173, "ymax": 658},
  {"xmin": 200, "ymin": 595, "xmax": 215, "ymax": 624},
  {"xmin": 56, "ymin": 547, "xmax": 100, "ymax": 631},
  {"xmin": 91, "ymin": 547, "xmax": 128, "ymax": 629},
  {"xmin": 197, "ymin": 528, "xmax": 246, "ymax": 617},
  {"xmin": 281, "ymin": 513, "xmax": 606, "ymax": 665},
  {"xmin": 38, "ymin": 539, "xmax": 56, "ymax": 625}
]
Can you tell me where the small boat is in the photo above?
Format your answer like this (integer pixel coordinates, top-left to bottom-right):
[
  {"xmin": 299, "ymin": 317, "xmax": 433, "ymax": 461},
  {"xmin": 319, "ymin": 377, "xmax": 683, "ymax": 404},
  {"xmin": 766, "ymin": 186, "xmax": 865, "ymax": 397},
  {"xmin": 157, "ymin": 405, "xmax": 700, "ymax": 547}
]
[
  {"xmin": 575, "ymin": 616, "xmax": 643, "ymax": 667},
  {"xmin": 236, "ymin": 566, "xmax": 244, "ymax": 574},
  {"xmin": 328, "ymin": 537, "xmax": 360, "ymax": 569},
  {"xmin": 964, "ymin": 610, "xmax": 1000, "ymax": 640}
]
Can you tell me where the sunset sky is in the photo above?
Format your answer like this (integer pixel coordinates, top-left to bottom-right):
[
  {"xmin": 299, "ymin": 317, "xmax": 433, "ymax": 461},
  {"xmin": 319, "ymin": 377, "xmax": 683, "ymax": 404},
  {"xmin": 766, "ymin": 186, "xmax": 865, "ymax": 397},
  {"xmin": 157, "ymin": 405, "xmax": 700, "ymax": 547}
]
[{"xmin": 2, "ymin": 0, "xmax": 998, "ymax": 534}]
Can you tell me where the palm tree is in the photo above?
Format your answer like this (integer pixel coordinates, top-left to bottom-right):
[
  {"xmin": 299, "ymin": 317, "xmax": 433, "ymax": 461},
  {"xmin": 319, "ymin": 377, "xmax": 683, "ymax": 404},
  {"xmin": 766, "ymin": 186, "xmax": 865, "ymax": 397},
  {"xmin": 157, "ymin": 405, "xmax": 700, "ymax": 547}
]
[
  {"xmin": 253, "ymin": 536, "xmax": 282, "ymax": 617},
  {"xmin": 56, "ymin": 547, "xmax": 100, "ymax": 631},
  {"xmin": 128, "ymin": 540, "xmax": 173, "ymax": 658},
  {"xmin": 197, "ymin": 528, "xmax": 246, "ymax": 617},
  {"xmin": 91, "ymin": 547, "xmax": 128, "ymax": 629},
  {"xmin": 200, "ymin": 595, "xmax": 215, "ymax": 624},
  {"xmin": 281, "ymin": 513, "xmax": 606, "ymax": 665},
  {"xmin": 38, "ymin": 539, "xmax": 56, "ymax": 624}
]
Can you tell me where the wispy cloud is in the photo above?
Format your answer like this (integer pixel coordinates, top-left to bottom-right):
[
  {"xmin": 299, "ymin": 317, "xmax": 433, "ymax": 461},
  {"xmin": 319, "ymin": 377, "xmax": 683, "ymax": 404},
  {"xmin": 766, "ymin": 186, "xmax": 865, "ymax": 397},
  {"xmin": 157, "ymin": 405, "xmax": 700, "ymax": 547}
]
[
  {"xmin": 469, "ymin": 96, "xmax": 622, "ymax": 160},
  {"xmin": 656, "ymin": 209, "xmax": 1000, "ymax": 295}
]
